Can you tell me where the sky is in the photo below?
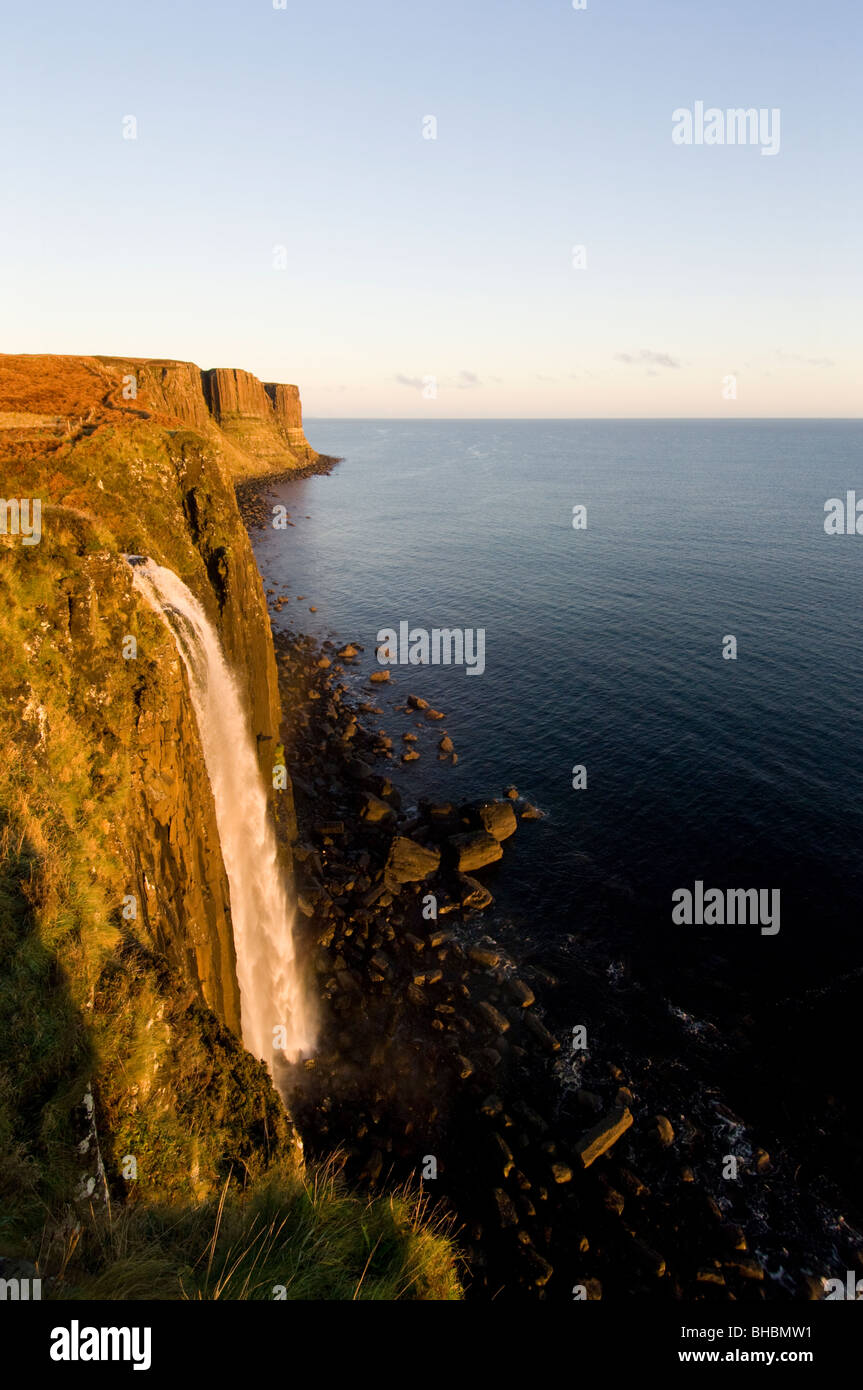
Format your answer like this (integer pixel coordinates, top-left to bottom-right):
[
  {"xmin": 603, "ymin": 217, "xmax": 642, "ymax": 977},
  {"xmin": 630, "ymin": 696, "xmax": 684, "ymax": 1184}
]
[{"xmin": 0, "ymin": 0, "xmax": 859, "ymax": 417}]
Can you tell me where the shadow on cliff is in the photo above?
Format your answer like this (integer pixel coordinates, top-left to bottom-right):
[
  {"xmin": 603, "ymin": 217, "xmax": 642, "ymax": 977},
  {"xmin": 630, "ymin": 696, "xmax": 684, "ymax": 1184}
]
[{"xmin": 0, "ymin": 811, "xmax": 93, "ymax": 1243}]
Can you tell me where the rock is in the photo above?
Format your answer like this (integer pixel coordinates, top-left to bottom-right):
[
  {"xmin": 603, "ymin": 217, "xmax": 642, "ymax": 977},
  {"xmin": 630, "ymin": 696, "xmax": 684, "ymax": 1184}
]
[
  {"xmin": 504, "ymin": 785, "xmax": 519, "ymax": 800},
  {"xmin": 425, "ymin": 708, "xmax": 445, "ymax": 720},
  {"xmin": 456, "ymin": 874, "xmax": 494, "ymax": 910},
  {"xmin": 492, "ymin": 1188, "xmax": 519, "ymax": 1229},
  {"xmin": 407, "ymin": 694, "xmax": 429, "ymax": 709},
  {"xmin": 631, "ymin": 1240, "xmax": 666, "ymax": 1278},
  {"xmin": 477, "ymin": 1001, "xmax": 510, "ymax": 1033},
  {"xmin": 576, "ymin": 1090, "xmax": 603, "ymax": 1114},
  {"xmin": 468, "ymin": 945, "xmax": 501, "ymax": 969},
  {"xmin": 385, "ymin": 836, "xmax": 441, "ymax": 884},
  {"xmin": 369, "ymin": 670, "xmax": 390, "ymax": 683},
  {"xmin": 522, "ymin": 1013, "xmax": 560, "ymax": 1052},
  {"xmin": 650, "ymin": 1114, "xmax": 675, "ymax": 1148},
  {"xmin": 475, "ymin": 800, "xmax": 518, "ymax": 842},
  {"xmin": 361, "ymin": 1149, "xmax": 384, "ymax": 1183},
  {"xmin": 449, "ymin": 830, "xmax": 504, "ymax": 873},
  {"xmin": 599, "ymin": 1182, "xmax": 624, "ymax": 1214},
  {"xmin": 519, "ymin": 801, "xmax": 544, "ymax": 820},
  {"xmin": 724, "ymin": 1255, "xmax": 764, "ymax": 1281},
  {"xmin": 480, "ymin": 1094, "xmax": 503, "ymax": 1117},
  {"xmin": 401, "ymin": 750, "xmax": 420, "ymax": 763},
  {"xmin": 317, "ymin": 656, "xmax": 332, "ymax": 668},
  {"xmin": 492, "ymin": 1133, "xmax": 515, "ymax": 1177},
  {"xmin": 503, "ymin": 977, "xmax": 535, "ymax": 1008},
  {"xmin": 575, "ymin": 1107, "xmax": 634, "ymax": 1168},
  {"xmin": 524, "ymin": 1250, "xmax": 554, "ymax": 1287},
  {"xmin": 439, "ymin": 735, "xmax": 455, "ymax": 755},
  {"xmin": 753, "ymin": 1147, "xmax": 771, "ymax": 1173},
  {"xmin": 337, "ymin": 644, "xmax": 359, "ymax": 659},
  {"xmin": 551, "ymin": 1162, "xmax": 573, "ymax": 1185}
]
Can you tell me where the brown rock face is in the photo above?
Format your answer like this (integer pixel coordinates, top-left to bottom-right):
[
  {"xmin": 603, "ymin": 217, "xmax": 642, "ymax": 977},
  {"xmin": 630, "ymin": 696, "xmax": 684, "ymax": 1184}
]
[
  {"xmin": 264, "ymin": 382, "xmax": 309, "ymax": 450},
  {"xmin": 118, "ymin": 359, "xmax": 212, "ymax": 432},
  {"xmin": 203, "ymin": 367, "xmax": 273, "ymax": 420},
  {"xmin": 202, "ymin": 368, "xmax": 316, "ymax": 468}
]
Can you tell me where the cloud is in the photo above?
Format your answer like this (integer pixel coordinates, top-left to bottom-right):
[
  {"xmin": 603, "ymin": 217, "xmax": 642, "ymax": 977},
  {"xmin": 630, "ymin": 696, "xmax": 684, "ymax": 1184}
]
[
  {"xmin": 615, "ymin": 350, "xmax": 681, "ymax": 369},
  {"xmin": 456, "ymin": 370, "xmax": 481, "ymax": 388},
  {"xmin": 394, "ymin": 374, "xmax": 424, "ymax": 389},
  {"xmin": 775, "ymin": 350, "xmax": 835, "ymax": 368}
]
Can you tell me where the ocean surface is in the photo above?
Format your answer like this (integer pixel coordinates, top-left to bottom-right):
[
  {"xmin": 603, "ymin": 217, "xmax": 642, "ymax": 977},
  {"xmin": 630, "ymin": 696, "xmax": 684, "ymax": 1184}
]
[{"xmin": 251, "ymin": 419, "xmax": 863, "ymax": 1209}]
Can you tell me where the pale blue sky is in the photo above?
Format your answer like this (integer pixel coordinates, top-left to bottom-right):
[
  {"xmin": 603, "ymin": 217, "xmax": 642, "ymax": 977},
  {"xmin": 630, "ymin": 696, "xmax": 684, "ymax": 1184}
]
[{"xmin": 0, "ymin": 0, "xmax": 859, "ymax": 416}]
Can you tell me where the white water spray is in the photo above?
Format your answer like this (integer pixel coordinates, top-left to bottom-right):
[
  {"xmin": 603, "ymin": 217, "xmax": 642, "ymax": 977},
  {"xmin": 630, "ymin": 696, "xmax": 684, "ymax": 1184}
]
[{"xmin": 128, "ymin": 557, "xmax": 315, "ymax": 1084}]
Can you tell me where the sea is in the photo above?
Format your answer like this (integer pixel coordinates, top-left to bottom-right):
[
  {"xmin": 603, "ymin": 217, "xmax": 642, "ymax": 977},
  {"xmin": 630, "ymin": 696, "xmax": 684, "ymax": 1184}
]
[{"xmin": 250, "ymin": 418, "xmax": 863, "ymax": 1226}]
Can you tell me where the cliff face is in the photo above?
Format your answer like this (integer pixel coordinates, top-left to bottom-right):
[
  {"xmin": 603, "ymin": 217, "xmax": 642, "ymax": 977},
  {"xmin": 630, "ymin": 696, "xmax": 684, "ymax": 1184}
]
[
  {"xmin": 203, "ymin": 366, "xmax": 317, "ymax": 469},
  {"xmin": 90, "ymin": 355, "xmax": 317, "ymax": 477},
  {"xmin": 0, "ymin": 352, "xmax": 302, "ymax": 1209}
]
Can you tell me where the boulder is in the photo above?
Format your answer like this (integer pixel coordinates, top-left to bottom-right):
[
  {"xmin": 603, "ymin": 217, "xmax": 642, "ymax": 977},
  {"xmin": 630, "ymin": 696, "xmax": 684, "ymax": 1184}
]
[
  {"xmin": 575, "ymin": 1107, "xmax": 634, "ymax": 1169},
  {"xmin": 477, "ymin": 1001, "xmax": 510, "ymax": 1033},
  {"xmin": 504, "ymin": 977, "xmax": 535, "ymax": 1008},
  {"xmin": 475, "ymin": 800, "xmax": 518, "ymax": 841},
  {"xmin": 456, "ymin": 873, "xmax": 494, "ymax": 910},
  {"xmin": 360, "ymin": 792, "xmax": 395, "ymax": 824},
  {"xmin": 449, "ymin": 830, "xmax": 504, "ymax": 873},
  {"xmin": 385, "ymin": 836, "xmax": 441, "ymax": 884}
]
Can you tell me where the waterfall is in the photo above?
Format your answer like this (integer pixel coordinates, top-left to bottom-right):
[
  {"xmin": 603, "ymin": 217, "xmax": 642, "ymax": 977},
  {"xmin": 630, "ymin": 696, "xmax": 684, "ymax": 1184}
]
[{"xmin": 127, "ymin": 557, "xmax": 315, "ymax": 1086}]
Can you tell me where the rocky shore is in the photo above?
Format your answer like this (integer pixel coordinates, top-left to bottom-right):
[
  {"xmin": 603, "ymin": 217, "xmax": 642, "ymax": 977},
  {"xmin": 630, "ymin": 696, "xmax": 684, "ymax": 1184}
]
[
  {"xmin": 267, "ymin": 617, "xmax": 862, "ymax": 1301},
  {"xmin": 236, "ymin": 454, "xmax": 343, "ymax": 530}
]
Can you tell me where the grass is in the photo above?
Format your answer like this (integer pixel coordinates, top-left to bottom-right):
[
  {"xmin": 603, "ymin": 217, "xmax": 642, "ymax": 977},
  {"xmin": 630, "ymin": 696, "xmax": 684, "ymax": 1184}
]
[{"xmin": 41, "ymin": 1159, "xmax": 462, "ymax": 1301}]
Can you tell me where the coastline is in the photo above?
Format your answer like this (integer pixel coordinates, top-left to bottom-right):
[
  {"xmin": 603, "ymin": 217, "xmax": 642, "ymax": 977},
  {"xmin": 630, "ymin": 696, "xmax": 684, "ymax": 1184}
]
[
  {"xmin": 235, "ymin": 454, "xmax": 344, "ymax": 530},
  {"xmin": 247, "ymin": 440, "xmax": 863, "ymax": 1302},
  {"xmin": 261, "ymin": 606, "xmax": 858, "ymax": 1300}
]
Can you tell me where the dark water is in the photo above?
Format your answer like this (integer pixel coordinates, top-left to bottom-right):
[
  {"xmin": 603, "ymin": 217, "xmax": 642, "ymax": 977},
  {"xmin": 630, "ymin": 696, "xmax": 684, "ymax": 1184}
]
[{"xmin": 252, "ymin": 419, "xmax": 863, "ymax": 1210}]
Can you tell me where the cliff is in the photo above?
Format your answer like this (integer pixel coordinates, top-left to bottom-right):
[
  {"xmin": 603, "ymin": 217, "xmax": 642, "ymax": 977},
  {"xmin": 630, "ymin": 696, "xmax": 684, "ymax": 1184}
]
[
  {"xmin": 94, "ymin": 354, "xmax": 318, "ymax": 476},
  {"xmin": 201, "ymin": 367, "xmax": 317, "ymax": 469},
  {"xmin": 0, "ymin": 352, "xmax": 460, "ymax": 1300},
  {"xmin": 0, "ymin": 352, "xmax": 299, "ymax": 1199}
]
